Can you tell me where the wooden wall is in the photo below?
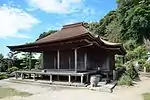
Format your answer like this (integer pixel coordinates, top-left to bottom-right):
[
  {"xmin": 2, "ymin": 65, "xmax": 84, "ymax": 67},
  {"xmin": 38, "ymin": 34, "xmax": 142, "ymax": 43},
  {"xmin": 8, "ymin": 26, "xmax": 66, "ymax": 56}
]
[
  {"xmin": 86, "ymin": 48, "xmax": 115, "ymax": 71},
  {"xmin": 43, "ymin": 51, "xmax": 57, "ymax": 69},
  {"xmin": 43, "ymin": 47, "xmax": 115, "ymax": 72}
]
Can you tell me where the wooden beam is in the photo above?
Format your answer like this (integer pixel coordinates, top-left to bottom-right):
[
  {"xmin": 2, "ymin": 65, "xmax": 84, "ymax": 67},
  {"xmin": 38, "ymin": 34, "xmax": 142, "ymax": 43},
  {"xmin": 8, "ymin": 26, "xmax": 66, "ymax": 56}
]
[
  {"xmin": 75, "ymin": 43, "xmax": 93, "ymax": 49},
  {"xmin": 57, "ymin": 50, "xmax": 60, "ymax": 70},
  {"xmin": 75, "ymin": 49, "xmax": 77, "ymax": 72}
]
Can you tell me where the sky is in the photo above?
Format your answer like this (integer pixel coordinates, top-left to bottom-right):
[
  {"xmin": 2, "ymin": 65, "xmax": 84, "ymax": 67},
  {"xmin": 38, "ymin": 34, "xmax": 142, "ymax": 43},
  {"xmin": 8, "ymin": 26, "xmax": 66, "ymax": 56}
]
[{"xmin": 0, "ymin": 0, "xmax": 117, "ymax": 57}]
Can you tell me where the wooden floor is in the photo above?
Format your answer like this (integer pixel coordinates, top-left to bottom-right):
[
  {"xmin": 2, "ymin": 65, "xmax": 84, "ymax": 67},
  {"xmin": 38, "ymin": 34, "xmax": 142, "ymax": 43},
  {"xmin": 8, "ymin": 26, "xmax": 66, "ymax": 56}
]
[
  {"xmin": 15, "ymin": 70, "xmax": 97, "ymax": 86},
  {"xmin": 15, "ymin": 70, "xmax": 97, "ymax": 76}
]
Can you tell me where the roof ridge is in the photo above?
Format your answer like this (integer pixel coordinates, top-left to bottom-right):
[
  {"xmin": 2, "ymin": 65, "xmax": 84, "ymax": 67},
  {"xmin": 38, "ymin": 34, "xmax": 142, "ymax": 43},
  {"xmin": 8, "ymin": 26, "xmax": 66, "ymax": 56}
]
[{"xmin": 62, "ymin": 22, "xmax": 84, "ymax": 29}]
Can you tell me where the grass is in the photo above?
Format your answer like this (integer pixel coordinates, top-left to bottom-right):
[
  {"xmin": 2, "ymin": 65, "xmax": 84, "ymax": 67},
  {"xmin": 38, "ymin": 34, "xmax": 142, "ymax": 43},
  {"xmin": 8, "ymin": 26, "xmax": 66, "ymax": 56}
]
[
  {"xmin": 0, "ymin": 87, "xmax": 32, "ymax": 99},
  {"xmin": 143, "ymin": 93, "xmax": 150, "ymax": 100}
]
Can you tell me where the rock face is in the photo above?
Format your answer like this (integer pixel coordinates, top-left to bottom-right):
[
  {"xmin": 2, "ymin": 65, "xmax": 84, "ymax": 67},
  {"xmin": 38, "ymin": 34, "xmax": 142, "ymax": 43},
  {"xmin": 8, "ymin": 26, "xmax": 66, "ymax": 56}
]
[{"xmin": 90, "ymin": 75, "xmax": 101, "ymax": 87}]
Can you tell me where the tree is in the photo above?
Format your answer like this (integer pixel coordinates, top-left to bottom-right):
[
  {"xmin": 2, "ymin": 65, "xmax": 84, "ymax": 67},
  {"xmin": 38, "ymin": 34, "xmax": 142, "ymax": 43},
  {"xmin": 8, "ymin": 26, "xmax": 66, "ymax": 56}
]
[
  {"xmin": 7, "ymin": 51, "xmax": 19, "ymax": 69},
  {"xmin": 88, "ymin": 0, "xmax": 150, "ymax": 44},
  {"xmin": 0, "ymin": 54, "xmax": 5, "ymax": 72},
  {"xmin": 20, "ymin": 52, "xmax": 36, "ymax": 70},
  {"xmin": 105, "ymin": 19, "xmax": 122, "ymax": 42}
]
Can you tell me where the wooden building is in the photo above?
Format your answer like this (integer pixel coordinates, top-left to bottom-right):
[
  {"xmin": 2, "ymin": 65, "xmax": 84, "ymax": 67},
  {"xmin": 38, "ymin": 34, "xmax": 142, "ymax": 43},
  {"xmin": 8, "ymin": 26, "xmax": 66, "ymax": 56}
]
[{"xmin": 7, "ymin": 22, "xmax": 126, "ymax": 85}]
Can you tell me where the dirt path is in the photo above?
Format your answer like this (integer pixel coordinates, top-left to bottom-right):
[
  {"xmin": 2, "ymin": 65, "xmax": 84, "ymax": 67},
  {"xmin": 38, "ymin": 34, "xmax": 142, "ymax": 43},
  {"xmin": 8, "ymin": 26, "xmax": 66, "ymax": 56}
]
[{"xmin": 1, "ymin": 76, "xmax": 150, "ymax": 100}]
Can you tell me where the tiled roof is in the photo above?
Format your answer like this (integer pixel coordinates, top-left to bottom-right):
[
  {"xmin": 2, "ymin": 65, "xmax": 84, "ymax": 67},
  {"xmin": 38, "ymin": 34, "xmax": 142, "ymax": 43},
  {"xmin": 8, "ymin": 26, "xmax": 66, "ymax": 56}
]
[{"xmin": 7, "ymin": 22, "xmax": 126, "ymax": 55}]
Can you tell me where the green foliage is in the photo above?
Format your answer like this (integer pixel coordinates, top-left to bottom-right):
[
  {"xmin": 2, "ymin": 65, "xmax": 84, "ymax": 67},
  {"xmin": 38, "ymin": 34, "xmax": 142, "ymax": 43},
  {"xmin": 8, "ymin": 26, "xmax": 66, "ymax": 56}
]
[
  {"xmin": 20, "ymin": 52, "xmax": 36, "ymax": 70},
  {"xmin": 124, "ymin": 61, "xmax": 139, "ymax": 80},
  {"xmin": 105, "ymin": 19, "xmax": 122, "ymax": 42},
  {"xmin": 7, "ymin": 66, "xmax": 18, "ymax": 73},
  {"xmin": 118, "ymin": 73, "xmax": 133, "ymax": 86},
  {"xmin": 126, "ymin": 45, "xmax": 147, "ymax": 61},
  {"xmin": 143, "ymin": 61, "xmax": 150, "ymax": 72},
  {"xmin": 88, "ymin": 0, "xmax": 150, "ymax": 44},
  {"xmin": 115, "ymin": 55, "xmax": 124, "ymax": 68},
  {"xmin": 0, "ymin": 54, "xmax": 9, "ymax": 72},
  {"xmin": 0, "ymin": 73, "xmax": 8, "ymax": 80}
]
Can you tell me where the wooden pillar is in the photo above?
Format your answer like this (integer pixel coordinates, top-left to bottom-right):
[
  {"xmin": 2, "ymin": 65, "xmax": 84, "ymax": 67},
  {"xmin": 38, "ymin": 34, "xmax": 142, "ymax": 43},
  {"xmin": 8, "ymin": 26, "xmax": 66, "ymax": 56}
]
[
  {"xmin": 50, "ymin": 75, "xmax": 52, "ymax": 83},
  {"xmin": 84, "ymin": 52, "xmax": 87, "ymax": 70},
  {"xmin": 75, "ymin": 49, "xmax": 77, "ymax": 72},
  {"xmin": 15, "ymin": 72, "xmax": 18, "ymax": 79},
  {"xmin": 28, "ymin": 74, "xmax": 31, "ymax": 79},
  {"xmin": 57, "ymin": 50, "xmax": 60, "ymax": 70},
  {"xmin": 69, "ymin": 75, "xmax": 71, "ymax": 84},
  {"xmin": 33, "ymin": 74, "xmax": 36, "ymax": 81},
  {"xmin": 21, "ymin": 73, "xmax": 24, "ymax": 80},
  {"xmin": 29, "ymin": 52, "xmax": 32, "ymax": 70},
  {"xmin": 81, "ymin": 75, "xmax": 84, "ymax": 84}
]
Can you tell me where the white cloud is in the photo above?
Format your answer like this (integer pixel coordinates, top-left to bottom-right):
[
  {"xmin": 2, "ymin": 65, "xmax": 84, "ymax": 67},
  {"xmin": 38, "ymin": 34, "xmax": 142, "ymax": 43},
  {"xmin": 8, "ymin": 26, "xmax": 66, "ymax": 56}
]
[
  {"xmin": 26, "ymin": 0, "xmax": 82, "ymax": 14},
  {"xmin": 0, "ymin": 5, "xmax": 40, "ymax": 38}
]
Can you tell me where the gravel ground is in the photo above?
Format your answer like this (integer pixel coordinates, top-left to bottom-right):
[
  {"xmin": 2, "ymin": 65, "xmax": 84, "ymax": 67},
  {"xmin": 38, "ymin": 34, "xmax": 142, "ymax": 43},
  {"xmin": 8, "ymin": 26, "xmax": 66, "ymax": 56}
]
[{"xmin": 0, "ymin": 76, "xmax": 150, "ymax": 100}]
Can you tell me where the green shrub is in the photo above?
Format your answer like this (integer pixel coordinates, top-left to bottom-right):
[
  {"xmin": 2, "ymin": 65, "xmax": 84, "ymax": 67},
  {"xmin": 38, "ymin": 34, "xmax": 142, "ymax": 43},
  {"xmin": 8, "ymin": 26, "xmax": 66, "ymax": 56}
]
[
  {"xmin": 138, "ymin": 59, "xmax": 146, "ymax": 65},
  {"xmin": 7, "ymin": 66, "xmax": 18, "ymax": 73},
  {"xmin": 0, "ymin": 73, "xmax": 8, "ymax": 80},
  {"xmin": 124, "ymin": 61, "xmax": 139, "ymax": 80},
  {"xmin": 138, "ymin": 59, "xmax": 146, "ymax": 71},
  {"xmin": 118, "ymin": 74, "xmax": 133, "ymax": 86},
  {"xmin": 143, "ymin": 62, "xmax": 150, "ymax": 72},
  {"xmin": 115, "ymin": 63, "xmax": 123, "ymax": 68}
]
